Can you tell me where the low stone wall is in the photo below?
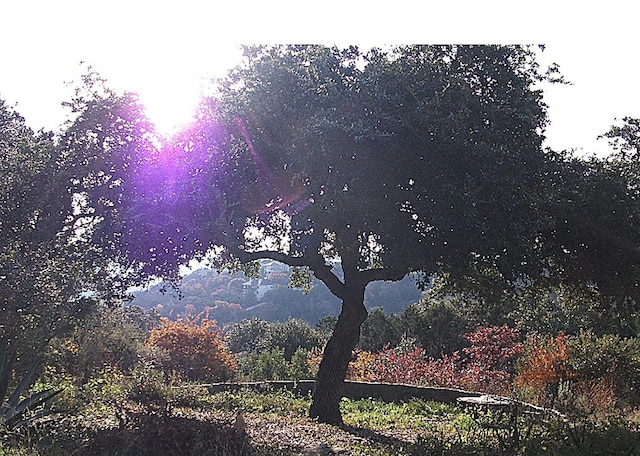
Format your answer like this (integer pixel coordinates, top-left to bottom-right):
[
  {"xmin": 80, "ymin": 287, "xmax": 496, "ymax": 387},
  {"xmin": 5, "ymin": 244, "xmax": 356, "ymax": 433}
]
[{"xmin": 207, "ymin": 380, "xmax": 476, "ymax": 404}]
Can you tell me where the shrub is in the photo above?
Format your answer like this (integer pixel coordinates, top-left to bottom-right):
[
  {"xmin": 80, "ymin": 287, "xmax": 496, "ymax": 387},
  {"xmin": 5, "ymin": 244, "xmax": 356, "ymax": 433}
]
[
  {"xmin": 226, "ymin": 318, "xmax": 272, "ymax": 353},
  {"xmin": 289, "ymin": 347, "xmax": 313, "ymax": 380},
  {"xmin": 568, "ymin": 331, "xmax": 640, "ymax": 408},
  {"xmin": 515, "ymin": 332, "xmax": 575, "ymax": 407},
  {"xmin": 47, "ymin": 304, "xmax": 157, "ymax": 386},
  {"xmin": 228, "ymin": 318, "xmax": 324, "ymax": 381},
  {"xmin": 264, "ymin": 319, "xmax": 323, "ymax": 361},
  {"xmin": 239, "ymin": 347, "xmax": 314, "ymax": 381},
  {"xmin": 242, "ymin": 348, "xmax": 290, "ymax": 381},
  {"xmin": 346, "ymin": 350, "xmax": 376, "ymax": 381},
  {"xmin": 365, "ymin": 325, "xmax": 524, "ymax": 395},
  {"xmin": 448, "ymin": 324, "xmax": 524, "ymax": 394},
  {"xmin": 0, "ymin": 346, "xmax": 64, "ymax": 429},
  {"xmin": 400, "ymin": 298, "xmax": 469, "ymax": 358},
  {"xmin": 147, "ymin": 316, "xmax": 236, "ymax": 382},
  {"xmin": 227, "ymin": 318, "xmax": 323, "ymax": 361},
  {"xmin": 515, "ymin": 330, "xmax": 640, "ymax": 413},
  {"xmin": 358, "ymin": 308, "xmax": 402, "ymax": 352}
]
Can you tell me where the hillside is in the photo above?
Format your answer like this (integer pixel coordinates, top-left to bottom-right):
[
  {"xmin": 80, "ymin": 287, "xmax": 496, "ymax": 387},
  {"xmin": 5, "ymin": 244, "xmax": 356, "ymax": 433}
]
[{"xmin": 130, "ymin": 261, "xmax": 423, "ymax": 326}]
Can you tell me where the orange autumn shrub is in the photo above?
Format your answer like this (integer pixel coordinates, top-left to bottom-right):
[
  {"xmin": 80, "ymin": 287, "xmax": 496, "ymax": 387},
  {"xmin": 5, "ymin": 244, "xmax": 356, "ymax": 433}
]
[
  {"xmin": 515, "ymin": 332, "xmax": 575, "ymax": 406},
  {"xmin": 346, "ymin": 349, "xmax": 376, "ymax": 381},
  {"xmin": 306, "ymin": 347, "xmax": 375, "ymax": 381},
  {"xmin": 147, "ymin": 315, "xmax": 236, "ymax": 382}
]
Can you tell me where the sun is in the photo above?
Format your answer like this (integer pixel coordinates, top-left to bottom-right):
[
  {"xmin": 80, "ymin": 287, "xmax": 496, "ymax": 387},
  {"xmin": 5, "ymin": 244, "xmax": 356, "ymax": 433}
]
[
  {"xmin": 123, "ymin": 48, "xmax": 243, "ymax": 138},
  {"xmin": 139, "ymin": 79, "xmax": 203, "ymax": 137}
]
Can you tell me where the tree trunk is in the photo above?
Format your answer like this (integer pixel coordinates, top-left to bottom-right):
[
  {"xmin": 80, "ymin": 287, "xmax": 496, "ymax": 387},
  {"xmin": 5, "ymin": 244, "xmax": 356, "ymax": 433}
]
[{"xmin": 309, "ymin": 284, "xmax": 367, "ymax": 425}]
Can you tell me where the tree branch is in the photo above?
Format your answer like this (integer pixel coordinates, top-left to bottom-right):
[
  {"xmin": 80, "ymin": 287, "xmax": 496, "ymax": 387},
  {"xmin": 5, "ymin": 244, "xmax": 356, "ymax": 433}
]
[
  {"xmin": 360, "ymin": 265, "xmax": 408, "ymax": 284},
  {"xmin": 235, "ymin": 249, "xmax": 348, "ymax": 300}
]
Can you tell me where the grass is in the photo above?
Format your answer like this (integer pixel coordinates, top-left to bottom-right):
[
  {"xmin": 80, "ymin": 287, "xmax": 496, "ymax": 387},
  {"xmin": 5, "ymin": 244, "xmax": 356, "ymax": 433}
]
[
  {"xmin": 206, "ymin": 386, "xmax": 311, "ymax": 417},
  {"xmin": 340, "ymin": 396, "xmax": 457, "ymax": 430}
]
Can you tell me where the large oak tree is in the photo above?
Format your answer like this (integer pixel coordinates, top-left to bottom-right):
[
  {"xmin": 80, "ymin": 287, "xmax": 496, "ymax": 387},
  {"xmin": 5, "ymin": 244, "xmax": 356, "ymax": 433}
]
[{"xmin": 210, "ymin": 45, "xmax": 558, "ymax": 424}]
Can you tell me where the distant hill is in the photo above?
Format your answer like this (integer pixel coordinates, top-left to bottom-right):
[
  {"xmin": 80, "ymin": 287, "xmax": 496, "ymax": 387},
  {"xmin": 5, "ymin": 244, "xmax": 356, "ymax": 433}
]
[{"xmin": 129, "ymin": 261, "xmax": 423, "ymax": 326}]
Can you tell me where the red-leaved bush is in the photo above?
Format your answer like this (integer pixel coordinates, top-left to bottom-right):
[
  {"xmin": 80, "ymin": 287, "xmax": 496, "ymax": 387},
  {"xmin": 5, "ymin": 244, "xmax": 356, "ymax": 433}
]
[{"xmin": 365, "ymin": 325, "xmax": 524, "ymax": 395}]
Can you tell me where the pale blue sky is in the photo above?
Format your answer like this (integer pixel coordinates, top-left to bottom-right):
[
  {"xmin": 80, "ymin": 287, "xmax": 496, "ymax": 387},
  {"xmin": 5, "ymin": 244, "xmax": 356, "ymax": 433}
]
[{"xmin": 1, "ymin": 1, "xmax": 639, "ymax": 156}]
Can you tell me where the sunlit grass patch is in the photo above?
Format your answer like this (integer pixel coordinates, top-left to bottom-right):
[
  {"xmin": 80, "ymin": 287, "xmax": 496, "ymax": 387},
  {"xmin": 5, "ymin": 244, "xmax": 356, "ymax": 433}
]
[
  {"xmin": 340, "ymin": 397, "xmax": 460, "ymax": 430},
  {"xmin": 208, "ymin": 387, "xmax": 311, "ymax": 417}
]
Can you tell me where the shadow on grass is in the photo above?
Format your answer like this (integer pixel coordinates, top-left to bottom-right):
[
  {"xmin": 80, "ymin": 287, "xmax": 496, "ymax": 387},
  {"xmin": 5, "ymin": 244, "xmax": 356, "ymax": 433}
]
[
  {"xmin": 342, "ymin": 424, "xmax": 507, "ymax": 456},
  {"xmin": 340, "ymin": 424, "xmax": 410, "ymax": 448}
]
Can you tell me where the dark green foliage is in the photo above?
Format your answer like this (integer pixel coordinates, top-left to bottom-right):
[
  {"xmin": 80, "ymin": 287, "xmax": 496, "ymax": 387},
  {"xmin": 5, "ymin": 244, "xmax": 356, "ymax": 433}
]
[
  {"xmin": 240, "ymin": 347, "xmax": 312, "ymax": 381},
  {"xmin": 225, "ymin": 317, "xmax": 273, "ymax": 353},
  {"xmin": 569, "ymin": 331, "xmax": 640, "ymax": 407},
  {"xmin": 240, "ymin": 348, "xmax": 290, "ymax": 381},
  {"xmin": 265, "ymin": 318, "xmax": 324, "ymax": 361},
  {"xmin": 228, "ymin": 318, "xmax": 322, "ymax": 380},
  {"xmin": 0, "ymin": 100, "xmax": 93, "ymax": 355},
  {"xmin": 0, "ymin": 75, "xmax": 159, "ymax": 366},
  {"xmin": 400, "ymin": 299, "xmax": 469, "ymax": 358},
  {"xmin": 509, "ymin": 285, "xmax": 640, "ymax": 339},
  {"xmin": 359, "ymin": 308, "xmax": 402, "ymax": 352},
  {"xmin": 227, "ymin": 318, "xmax": 323, "ymax": 361},
  {"xmin": 315, "ymin": 315, "xmax": 338, "ymax": 340},
  {"xmin": 426, "ymin": 271, "xmax": 640, "ymax": 340},
  {"xmin": 48, "ymin": 304, "xmax": 158, "ymax": 385}
]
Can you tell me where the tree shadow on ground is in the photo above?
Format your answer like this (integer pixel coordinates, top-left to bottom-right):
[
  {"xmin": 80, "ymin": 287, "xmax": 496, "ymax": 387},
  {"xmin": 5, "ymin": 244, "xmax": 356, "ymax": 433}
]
[{"xmin": 341, "ymin": 424, "xmax": 412, "ymax": 448}]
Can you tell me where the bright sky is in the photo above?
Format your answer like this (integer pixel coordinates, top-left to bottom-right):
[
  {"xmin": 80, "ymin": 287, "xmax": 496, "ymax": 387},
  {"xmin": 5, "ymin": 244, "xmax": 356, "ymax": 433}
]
[{"xmin": 1, "ymin": 1, "xmax": 639, "ymax": 156}]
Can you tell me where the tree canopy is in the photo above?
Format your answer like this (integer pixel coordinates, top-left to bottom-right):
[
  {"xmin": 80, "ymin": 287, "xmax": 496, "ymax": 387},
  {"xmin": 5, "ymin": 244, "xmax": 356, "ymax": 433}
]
[
  {"xmin": 0, "ymin": 98, "xmax": 108, "ymax": 354},
  {"xmin": 0, "ymin": 73, "xmax": 157, "ymax": 357},
  {"xmin": 210, "ymin": 45, "xmax": 556, "ymax": 286}
]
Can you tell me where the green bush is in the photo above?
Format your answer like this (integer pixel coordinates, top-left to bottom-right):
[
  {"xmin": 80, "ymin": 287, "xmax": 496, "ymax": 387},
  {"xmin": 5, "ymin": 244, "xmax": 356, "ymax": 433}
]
[
  {"xmin": 263, "ymin": 319, "xmax": 323, "ymax": 361},
  {"xmin": 227, "ymin": 318, "xmax": 323, "ymax": 380},
  {"xmin": 359, "ymin": 308, "xmax": 402, "ymax": 352},
  {"xmin": 225, "ymin": 318, "xmax": 272, "ymax": 353},
  {"xmin": 238, "ymin": 346, "xmax": 313, "ymax": 381},
  {"xmin": 228, "ymin": 318, "xmax": 323, "ymax": 361},
  {"xmin": 400, "ymin": 299, "xmax": 469, "ymax": 358},
  {"xmin": 46, "ymin": 304, "xmax": 155, "ymax": 386},
  {"xmin": 569, "ymin": 331, "xmax": 640, "ymax": 407}
]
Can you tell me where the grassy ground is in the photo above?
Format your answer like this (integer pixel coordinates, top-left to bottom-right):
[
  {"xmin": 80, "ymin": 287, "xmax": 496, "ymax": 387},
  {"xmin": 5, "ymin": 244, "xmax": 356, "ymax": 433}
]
[{"xmin": 1, "ymin": 386, "xmax": 639, "ymax": 455}]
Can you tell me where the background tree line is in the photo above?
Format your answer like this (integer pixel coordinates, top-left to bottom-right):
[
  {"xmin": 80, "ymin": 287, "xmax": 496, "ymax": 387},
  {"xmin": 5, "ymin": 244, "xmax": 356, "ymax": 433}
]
[{"xmin": 130, "ymin": 265, "xmax": 421, "ymax": 325}]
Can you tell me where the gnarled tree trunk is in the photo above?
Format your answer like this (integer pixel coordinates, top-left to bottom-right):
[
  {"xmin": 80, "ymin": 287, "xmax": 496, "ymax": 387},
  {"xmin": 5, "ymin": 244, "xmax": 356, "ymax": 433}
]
[{"xmin": 309, "ymin": 283, "xmax": 367, "ymax": 425}]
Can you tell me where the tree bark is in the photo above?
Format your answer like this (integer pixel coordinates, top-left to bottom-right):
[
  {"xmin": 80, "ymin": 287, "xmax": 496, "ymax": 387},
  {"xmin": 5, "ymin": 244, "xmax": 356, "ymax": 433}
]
[{"xmin": 309, "ymin": 283, "xmax": 367, "ymax": 425}]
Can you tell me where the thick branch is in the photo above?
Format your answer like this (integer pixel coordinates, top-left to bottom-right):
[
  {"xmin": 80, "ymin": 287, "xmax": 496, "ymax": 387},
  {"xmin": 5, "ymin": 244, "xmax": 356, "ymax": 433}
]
[
  {"xmin": 236, "ymin": 249, "xmax": 348, "ymax": 300},
  {"xmin": 360, "ymin": 265, "xmax": 408, "ymax": 285}
]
